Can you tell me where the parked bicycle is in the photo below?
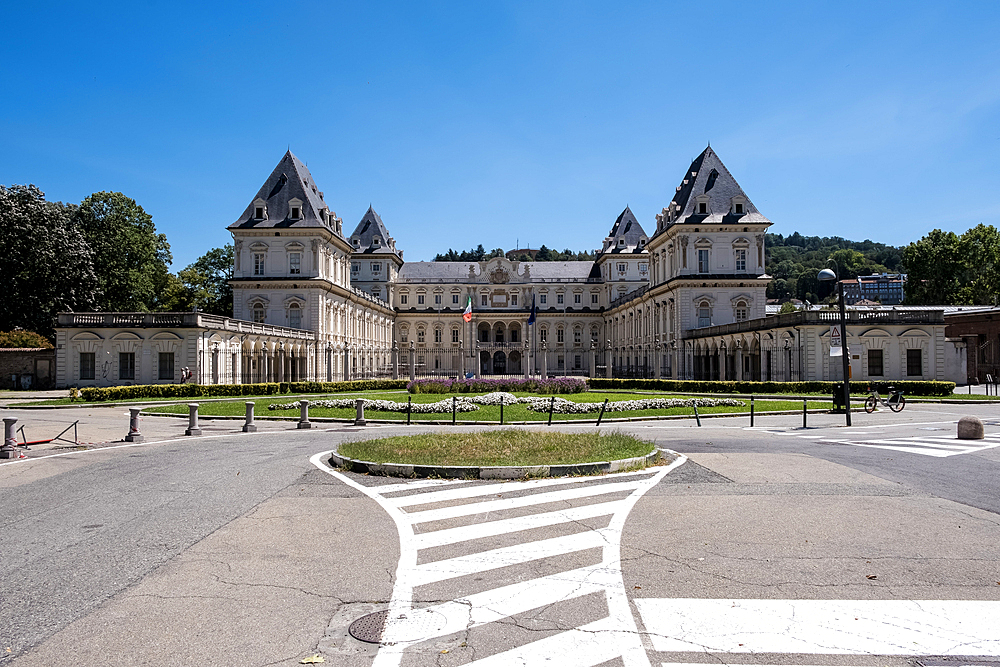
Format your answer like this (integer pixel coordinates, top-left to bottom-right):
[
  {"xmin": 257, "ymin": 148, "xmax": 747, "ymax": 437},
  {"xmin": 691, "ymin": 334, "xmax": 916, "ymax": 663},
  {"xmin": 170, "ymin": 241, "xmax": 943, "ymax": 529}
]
[{"xmin": 864, "ymin": 385, "xmax": 905, "ymax": 413}]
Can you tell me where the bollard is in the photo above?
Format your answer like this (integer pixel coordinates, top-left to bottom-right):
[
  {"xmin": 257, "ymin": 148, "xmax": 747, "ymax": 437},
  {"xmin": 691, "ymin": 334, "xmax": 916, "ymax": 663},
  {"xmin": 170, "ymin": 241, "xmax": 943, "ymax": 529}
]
[
  {"xmin": 1, "ymin": 417, "xmax": 21, "ymax": 459},
  {"xmin": 407, "ymin": 396, "xmax": 411, "ymax": 426},
  {"xmin": 802, "ymin": 398, "xmax": 807, "ymax": 428},
  {"xmin": 354, "ymin": 398, "xmax": 367, "ymax": 426},
  {"xmin": 750, "ymin": 395, "xmax": 755, "ymax": 427},
  {"xmin": 185, "ymin": 403, "xmax": 202, "ymax": 436},
  {"xmin": 243, "ymin": 402, "xmax": 257, "ymax": 433},
  {"xmin": 298, "ymin": 400, "xmax": 312, "ymax": 429},
  {"xmin": 596, "ymin": 398, "xmax": 608, "ymax": 426},
  {"xmin": 693, "ymin": 403, "xmax": 701, "ymax": 427},
  {"xmin": 452, "ymin": 396, "xmax": 457, "ymax": 425},
  {"xmin": 547, "ymin": 396, "xmax": 555, "ymax": 426},
  {"xmin": 500, "ymin": 395, "xmax": 504, "ymax": 425},
  {"xmin": 125, "ymin": 408, "xmax": 144, "ymax": 442}
]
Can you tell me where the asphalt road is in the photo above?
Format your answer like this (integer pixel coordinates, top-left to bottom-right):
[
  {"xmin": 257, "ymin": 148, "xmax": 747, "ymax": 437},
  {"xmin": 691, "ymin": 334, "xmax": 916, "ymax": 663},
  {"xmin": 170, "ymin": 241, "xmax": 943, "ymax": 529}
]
[{"xmin": 2, "ymin": 401, "xmax": 999, "ymax": 665}]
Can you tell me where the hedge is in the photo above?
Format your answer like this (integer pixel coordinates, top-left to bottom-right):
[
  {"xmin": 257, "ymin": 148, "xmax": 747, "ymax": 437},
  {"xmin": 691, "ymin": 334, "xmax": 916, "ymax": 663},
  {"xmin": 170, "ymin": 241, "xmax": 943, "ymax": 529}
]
[
  {"xmin": 78, "ymin": 379, "xmax": 408, "ymax": 402},
  {"xmin": 407, "ymin": 377, "xmax": 587, "ymax": 395},
  {"xmin": 587, "ymin": 378, "xmax": 956, "ymax": 397}
]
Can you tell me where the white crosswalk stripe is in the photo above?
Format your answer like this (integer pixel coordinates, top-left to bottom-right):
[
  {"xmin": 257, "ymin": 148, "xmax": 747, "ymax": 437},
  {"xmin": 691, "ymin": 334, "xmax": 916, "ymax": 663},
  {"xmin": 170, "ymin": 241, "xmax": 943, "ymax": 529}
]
[
  {"xmin": 311, "ymin": 451, "xmax": 684, "ymax": 667},
  {"xmin": 819, "ymin": 432, "xmax": 1000, "ymax": 457}
]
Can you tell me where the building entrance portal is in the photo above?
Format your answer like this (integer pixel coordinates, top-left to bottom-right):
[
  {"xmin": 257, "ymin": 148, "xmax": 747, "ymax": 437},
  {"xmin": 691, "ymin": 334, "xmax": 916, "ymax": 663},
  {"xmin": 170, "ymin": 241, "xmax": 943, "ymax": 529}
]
[{"xmin": 493, "ymin": 351, "xmax": 507, "ymax": 374}]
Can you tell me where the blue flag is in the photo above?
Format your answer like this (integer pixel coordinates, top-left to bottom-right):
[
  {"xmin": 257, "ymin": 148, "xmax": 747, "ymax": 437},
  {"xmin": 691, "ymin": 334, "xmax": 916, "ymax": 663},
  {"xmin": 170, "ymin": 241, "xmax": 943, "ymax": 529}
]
[{"xmin": 527, "ymin": 294, "xmax": 536, "ymax": 325}]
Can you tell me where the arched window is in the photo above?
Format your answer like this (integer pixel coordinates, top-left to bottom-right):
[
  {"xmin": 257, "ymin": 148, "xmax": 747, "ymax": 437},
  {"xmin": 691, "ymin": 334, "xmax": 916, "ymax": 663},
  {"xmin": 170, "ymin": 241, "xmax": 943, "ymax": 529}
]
[
  {"xmin": 288, "ymin": 303, "xmax": 301, "ymax": 329},
  {"xmin": 698, "ymin": 301, "xmax": 711, "ymax": 328},
  {"xmin": 417, "ymin": 329, "xmax": 425, "ymax": 343},
  {"xmin": 252, "ymin": 303, "xmax": 265, "ymax": 323},
  {"xmin": 735, "ymin": 301, "xmax": 748, "ymax": 322}
]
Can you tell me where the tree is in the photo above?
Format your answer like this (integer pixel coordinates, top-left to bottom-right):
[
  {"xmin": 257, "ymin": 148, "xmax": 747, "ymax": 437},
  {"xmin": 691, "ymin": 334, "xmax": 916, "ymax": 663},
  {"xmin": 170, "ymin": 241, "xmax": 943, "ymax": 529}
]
[
  {"xmin": 901, "ymin": 229, "xmax": 966, "ymax": 305},
  {"xmin": 535, "ymin": 245, "xmax": 552, "ymax": 261},
  {"xmin": 778, "ymin": 301, "xmax": 798, "ymax": 314},
  {"xmin": 0, "ymin": 185, "xmax": 98, "ymax": 338},
  {"xmin": 74, "ymin": 191, "xmax": 172, "ymax": 312},
  {"xmin": 152, "ymin": 245, "xmax": 234, "ymax": 315},
  {"xmin": 957, "ymin": 224, "xmax": 1000, "ymax": 305},
  {"xmin": 0, "ymin": 329, "xmax": 54, "ymax": 348}
]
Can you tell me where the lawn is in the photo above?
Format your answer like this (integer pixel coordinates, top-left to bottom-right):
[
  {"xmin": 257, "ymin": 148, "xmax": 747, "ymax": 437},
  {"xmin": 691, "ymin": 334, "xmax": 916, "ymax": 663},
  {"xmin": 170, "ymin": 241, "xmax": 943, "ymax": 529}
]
[
  {"xmin": 338, "ymin": 430, "xmax": 656, "ymax": 467},
  {"xmin": 143, "ymin": 390, "xmax": 831, "ymax": 422}
]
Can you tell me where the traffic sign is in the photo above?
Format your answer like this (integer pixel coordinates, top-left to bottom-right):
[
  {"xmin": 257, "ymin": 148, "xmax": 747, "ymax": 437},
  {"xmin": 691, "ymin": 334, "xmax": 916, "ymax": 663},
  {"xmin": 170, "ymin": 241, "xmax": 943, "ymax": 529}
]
[{"xmin": 830, "ymin": 325, "xmax": 843, "ymax": 356}]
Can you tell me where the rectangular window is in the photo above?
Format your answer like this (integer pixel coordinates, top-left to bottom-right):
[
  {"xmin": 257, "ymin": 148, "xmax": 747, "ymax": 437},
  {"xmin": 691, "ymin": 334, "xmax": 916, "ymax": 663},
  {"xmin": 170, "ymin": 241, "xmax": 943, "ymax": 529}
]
[
  {"xmin": 452, "ymin": 294, "xmax": 459, "ymax": 304},
  {"xmin": 289, "ymin": 252, "xmax": 301, "ymax": 275},
  {"xmin": 417, "ymin": 330, "xmax": 425, "ymax": 343},
  {"xmin": 591, "ymin": 294, "xmax": 598, "ymax": 304},
  {"xmin": 119, "ymin": 352, "xmax": 135, "ymax": 380},
  {"xmin": 574, "ymin": 294, "xmax": 581, "ymax": 304},
  {"xmin": 289, "ymin": 307, "xmax": 301, "ymax": 329},
  {"xmin": 451, "ymin": 329, "xmax": 459, "ymax": 343},
  {"xmin": 400, "ymin": 294, "xmax": 408, "ymax": 304},
  {"xmin": 253, "ymin": 253, "xmax": 265, "ymax": 276},
  {"xmin": 617, "ymin": 262, "xmax": 627, "ymax": 273},
  {"xmin": 511, "ymin": 294, "xmax": 518, "ymax": 306},
  {"xmin": 906, "ymin": 348, "xmax": 922, "ymax": 376},
  {"xmin": 698, "ymin": 249, "xmax": 709, "ymax": 273},
  {"xmin": 574, "ymin": 354, "xmax": 582, "ymax": 369},
  {"xmin": 434, "ymin": 329, "xmax": 442, "ymax": 343},
  {"xmin": 557, "ymin": 294, "xmax": 564, "ymax": 305},
  {"xmin": 417, "ymin": 295, "xmax": 425, "ymax": 305},
  {"xmin": 868, "ymin": 349, "xmax": 884, "ymax": 376},
  {"xmin": 434, "ymin": 294, "xmax": 442, "ymax": 305},
  {"xmin": 540, "ymin": 294, "xmax": 547, "ymax": 304},
  {"xmin": 351, "ymin": 262, "xmax": 360, "ymax": 274},
  {"xmin": 557, "ymin": 329, "xmax": 564, "ymax": 343},
  {"xmin": 255, "ymin": 206, "xmax": 264, "ymax": 219},
  {"xmin": 540, "ymin": 329, "xmax": 547, "ymax": 343},
  {"xmin": 80, "ymin": 352, "xmax": 95, "ymax": 380},
  {"xmin": 510, "ymin": 329, "xmax": 519, "ymax": 342},
  {"xmin": 735, "ymin": 249, "xmax": 746, "ymax": 272},
  {"xmin": 638, "ymin": 263, "xmax": 648, "ymax": 273},
  {"xmin": 574, "ymin": 330, "xmax": 581, "ymax": 344},
  {"xmin": 698, "ymin": 305, "xmax": 711, "ymax": 328},
  {"xmin": 481, "ymin": 294, "xmax": 488, "ymax": 306},
  {"xmin": 557, "ymin": 355, "xmax": 564, "ymax": 370},
  {"xmin": 158, "ymin": 352, "xmax": 174, "ymax": 381},
  {"xmin": 371, "ymin": 262, "xmax": 381, "ymax": 274}
]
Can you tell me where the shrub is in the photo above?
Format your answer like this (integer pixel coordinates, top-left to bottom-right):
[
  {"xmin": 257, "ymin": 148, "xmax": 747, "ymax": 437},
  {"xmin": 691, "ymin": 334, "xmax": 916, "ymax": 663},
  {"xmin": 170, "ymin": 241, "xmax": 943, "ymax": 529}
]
[
  {"xmin": 407, "ymin": 377, "xmax": 587, "ymax": 395},
  {"xmin": 586, "ymin": 378, "xmax": 955, "ymax": 397},
  {"xmin": 78, "ymin": 379, "xmax": 408, "ymax": 402},
  {"xmin": 0, "ymin": 329, "xmax": 53, "ymax": 348}
]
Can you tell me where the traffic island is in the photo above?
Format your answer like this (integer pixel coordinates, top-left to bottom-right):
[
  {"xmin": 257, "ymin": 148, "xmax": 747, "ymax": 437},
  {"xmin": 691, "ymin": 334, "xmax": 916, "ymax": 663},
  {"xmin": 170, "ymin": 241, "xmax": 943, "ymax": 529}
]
[{"xmin": 329, "ymin": 430, "xmax": 668, "ymax": 479}]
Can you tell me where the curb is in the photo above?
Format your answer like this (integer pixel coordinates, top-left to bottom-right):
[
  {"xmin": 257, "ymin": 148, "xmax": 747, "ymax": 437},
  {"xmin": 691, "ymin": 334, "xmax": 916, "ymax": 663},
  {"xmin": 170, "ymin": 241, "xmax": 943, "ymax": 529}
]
[{"xmin": 328, "ymin": 446, "xmax": 669, "ymax": 479}]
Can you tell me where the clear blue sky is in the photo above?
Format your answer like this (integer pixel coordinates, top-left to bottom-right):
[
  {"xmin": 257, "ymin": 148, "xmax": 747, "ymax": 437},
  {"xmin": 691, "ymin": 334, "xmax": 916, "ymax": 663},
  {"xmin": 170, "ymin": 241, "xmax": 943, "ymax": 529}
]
[{"xmin": 3, "ymin": 1, "xmax": 999, "ymax": 269}]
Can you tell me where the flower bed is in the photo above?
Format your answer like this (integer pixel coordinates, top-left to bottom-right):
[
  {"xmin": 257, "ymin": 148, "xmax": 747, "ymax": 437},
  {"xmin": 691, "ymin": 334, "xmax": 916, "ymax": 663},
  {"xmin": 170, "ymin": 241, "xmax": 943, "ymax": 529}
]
[
  {"xmin": 408, "ymin": 377, "xmax": 586, "ymax": 395},
  {"xmin": 522, "ymin": 396, "xmax": 746, "ymax": 414}
]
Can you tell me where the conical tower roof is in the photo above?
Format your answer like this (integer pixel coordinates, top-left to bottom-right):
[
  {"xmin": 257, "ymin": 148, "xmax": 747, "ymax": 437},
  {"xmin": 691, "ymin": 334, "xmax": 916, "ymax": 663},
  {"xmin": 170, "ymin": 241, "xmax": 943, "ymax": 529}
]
[
  {"xmin": 348, "ymin": 206, "xmax": 402, "ymax": 259},
  {"xmin": 601, "ymin": 206, "xmax": 648, "ymax": 254},
  {"xmin": 229, "ymin": 150, "xmax": 340, "ymax": 234}
]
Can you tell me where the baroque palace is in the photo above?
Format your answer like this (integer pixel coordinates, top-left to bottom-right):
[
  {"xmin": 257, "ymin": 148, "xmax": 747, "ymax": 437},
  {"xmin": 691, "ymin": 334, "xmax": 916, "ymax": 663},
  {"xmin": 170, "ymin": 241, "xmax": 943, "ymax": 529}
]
[{"xmin": 54, "ymin": 148, "xmax": 967, "ymax": 387}]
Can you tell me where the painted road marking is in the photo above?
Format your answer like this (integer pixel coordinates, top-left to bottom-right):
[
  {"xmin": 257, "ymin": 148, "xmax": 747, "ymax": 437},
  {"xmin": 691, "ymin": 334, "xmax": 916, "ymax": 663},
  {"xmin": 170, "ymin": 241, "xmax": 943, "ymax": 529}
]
[
  {"xmin": 635, "ymin": 598, "xmax": 1000, "ymax": 655},
  {"xmin": 821, "ymin": 433, "xmax": 1000, "ymax": 457},
  {"xmin": 311, "ymin": 451, "xmax": 685, "ymax": 667}
]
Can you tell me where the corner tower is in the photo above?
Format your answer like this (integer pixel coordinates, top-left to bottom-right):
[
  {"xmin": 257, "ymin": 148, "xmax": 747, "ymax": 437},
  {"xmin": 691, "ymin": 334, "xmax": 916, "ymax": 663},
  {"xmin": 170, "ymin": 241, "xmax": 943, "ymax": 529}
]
[{"xmin": 348, "ymin": 206, "xmax": 404, "ymax": 303}]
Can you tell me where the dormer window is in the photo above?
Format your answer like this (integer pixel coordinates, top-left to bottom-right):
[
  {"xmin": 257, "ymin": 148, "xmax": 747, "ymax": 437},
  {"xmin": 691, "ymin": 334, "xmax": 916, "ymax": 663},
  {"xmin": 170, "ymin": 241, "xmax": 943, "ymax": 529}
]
[
  {"xmin": 731, "ymin": 196, "xmax": 747, "ymax": 215},
  {"xmin": 287, "ymin": 197, "xmax": 303, "ymax": 220},
  {"xmin": 255, "ymin": 206, "xmax": 265, "ymax": 219},
  {"xmin": 253, "ymin": 199, "xmax": 267, "ymax": 220},
  {"xmin": 735, "ymin": 203, "xmax": 744, "ymax": 214},
  {"xmin": 373, "ymin": 236, "xmax": 381, "ymax": 247},
  {"xmin": 352, "ymin": 238, "xmax": 360, "ymax": 247},
  {"xmin": 698, "ymin": 202, "xmax": 707, "ymax": 214},
  {"xmin": 291, "ymin": 206, "xmax": 300, "ymax": 218}
]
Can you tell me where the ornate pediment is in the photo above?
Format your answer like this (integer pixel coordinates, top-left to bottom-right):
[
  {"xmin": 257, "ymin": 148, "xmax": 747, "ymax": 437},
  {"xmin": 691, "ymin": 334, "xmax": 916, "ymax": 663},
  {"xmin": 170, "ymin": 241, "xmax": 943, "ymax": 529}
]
[{"xmin": 489, "ymin": 266, "xmax": 510, "ymax": 284}]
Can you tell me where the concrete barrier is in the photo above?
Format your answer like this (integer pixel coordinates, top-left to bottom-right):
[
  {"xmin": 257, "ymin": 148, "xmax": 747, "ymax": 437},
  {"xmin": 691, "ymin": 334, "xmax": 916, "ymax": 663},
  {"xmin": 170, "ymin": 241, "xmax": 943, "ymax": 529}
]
[
  {"xmin": 958, "ymin": 415, "xmax": 985, "ymax": 440},
  {"xmin": 185, "ymin": 404, "xmax": 202, "ymax": 436},
  {"xmin": 125, "ymin": 408, "xmax": 144, "ymax": 443},
  {"xmin": 242, "ymin": 402, "xmax": 257, "ymax": 433},
  {"xmin": 298, "ymin": 400, "xmax": 313, "ymax": 429}
]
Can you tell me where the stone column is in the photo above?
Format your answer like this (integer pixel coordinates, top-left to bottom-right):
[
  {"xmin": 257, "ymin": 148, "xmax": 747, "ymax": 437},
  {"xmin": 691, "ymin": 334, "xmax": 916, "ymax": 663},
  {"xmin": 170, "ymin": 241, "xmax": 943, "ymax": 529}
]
[
  {"xmin": 1, "ymin": 418, "xmax": 19, "ymax": 459},
  {"xmin": 408, "ymin": 341, "xmax": 415, "ymax": 382},
  {"xmin": 125, "ymin": 408, "xmax": 143, "ymax": 442},
  {"xmin": 185, "ymin": 404, "xmax": 202, "ymax": 436},
  {"xmin": 391, "ymin": 343, "xmax": 399, "ymax": 380},
  {"xmin": 605, "ymin": 341, "xmax": 612, "ymax": 379},
  {"xmin": 735, "ymin": 346, "xmax": 744, "ymax": 381},
  {"xmin": 474, "ymin": 343, "xmax": 481, "ymax": 379},
  {"xmin": 344, "ymin": 346, "xmax": 352, "ymax": 381},
  {"xmin": 589, "ymin": 343, "xmax": 596, "ymax": 379},
  {"xmin": 243, "ymin": 402, "xmax": 257, "ymax": 432},
  {"xmin": 541, "ymin": 342, "xmax": 548, "ymax": 380}
]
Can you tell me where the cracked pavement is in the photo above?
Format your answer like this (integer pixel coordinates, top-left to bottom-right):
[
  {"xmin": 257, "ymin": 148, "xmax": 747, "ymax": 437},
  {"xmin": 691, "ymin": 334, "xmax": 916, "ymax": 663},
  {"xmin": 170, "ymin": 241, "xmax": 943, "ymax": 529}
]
[{"xmin": 2, "ymin": 401, "xmax": 1000, "ymax": 665}]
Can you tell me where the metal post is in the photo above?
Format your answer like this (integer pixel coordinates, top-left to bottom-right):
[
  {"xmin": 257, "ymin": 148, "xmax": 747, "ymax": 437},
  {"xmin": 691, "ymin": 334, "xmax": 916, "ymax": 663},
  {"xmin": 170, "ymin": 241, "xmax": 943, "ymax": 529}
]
[
  {"xmin": 243, "ymin": 402, "xmax": 257, "ymax": 432},
  {"xmin": 354, "ymin": 398, "xmax": 366, "ymax": 426},
  {"xmin": 750, "ymin": 395, "xmax": 755, "ymax": 427},
  {"xmin": 1, "ymin": 418, "xmax": 19, "ymax": 459},
  {"xmin": 803, "ymin": 398, "xmax": 808, "ymax": 428},
  {"xmin": 838, "ymin": 282, "xmax": 852, "ymax": 427},
  {"xmin": 452, "ymin": 396, "xmax": 457, "ymax": 425},
  {"xmin": 693, "ymin": 403, "xmax": 701, "ymax": 426},
  {"xmin": 125, "ymin": 408, "xmax": 144, "ymax": 442},
  {"xmin": 547, "ymin": 396, "xmax": 555, "ymax": 426},
  {"xmin": 596, "ymin": 398, "xmax": 608, "ymax": 426},
  {"xmin": 298, "ymin": 400, "xmax": 312, "ymax": 429},
  {"xmin": 185, "ymin": 404, "xmax": 202, "ymax": 436},
  {"xmin": 407, "ymin": 396, "xmax": 412, "ymax": 425},
  {"xmin": 500, "ymin": 395, "xmax": 504, "ymax": 425}
]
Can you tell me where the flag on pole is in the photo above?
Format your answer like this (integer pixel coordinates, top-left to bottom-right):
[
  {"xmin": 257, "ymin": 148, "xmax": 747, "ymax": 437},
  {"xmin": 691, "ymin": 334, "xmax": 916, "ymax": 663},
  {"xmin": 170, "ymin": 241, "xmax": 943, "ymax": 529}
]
[
  {"xmin": 527, "ymin": 294, "xmax": 536, "ymax": 325},
  {"xmin": 463, "ymin": 296, "xmax": 473, "ymax": 322}
]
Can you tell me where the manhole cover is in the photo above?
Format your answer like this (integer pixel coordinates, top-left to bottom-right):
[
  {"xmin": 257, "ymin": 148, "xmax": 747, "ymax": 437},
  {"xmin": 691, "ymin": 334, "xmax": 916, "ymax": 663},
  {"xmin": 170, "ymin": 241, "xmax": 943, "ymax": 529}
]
[{"xmin": 349, "ymin": 610, "xmax": 388, "ymax": 644}]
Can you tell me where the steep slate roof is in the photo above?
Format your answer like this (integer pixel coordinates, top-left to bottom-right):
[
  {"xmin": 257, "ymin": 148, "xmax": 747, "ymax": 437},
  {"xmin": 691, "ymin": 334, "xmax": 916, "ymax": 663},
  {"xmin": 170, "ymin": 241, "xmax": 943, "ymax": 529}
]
[
  {"xmin": 348, "ymin": 206, "xmax": 402, "ymax": 259},
  {"xmin": 229, "ymin": 151, "xmax": 340, "ymax": 234},
  {"xmin": 656, "ymin": 146, "xmax": 770, "ymax": 232},
  {"xmin": 600, "ymin": 206, "xmax": 648, "ymax": 255}
]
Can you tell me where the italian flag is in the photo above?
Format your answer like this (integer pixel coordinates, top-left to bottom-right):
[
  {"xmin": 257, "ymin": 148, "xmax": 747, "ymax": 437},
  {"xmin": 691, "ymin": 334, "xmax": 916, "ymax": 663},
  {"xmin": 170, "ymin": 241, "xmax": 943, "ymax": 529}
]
[{"xmin": 463, "ymin": 296, "xmax": 473, "ymax": 322}]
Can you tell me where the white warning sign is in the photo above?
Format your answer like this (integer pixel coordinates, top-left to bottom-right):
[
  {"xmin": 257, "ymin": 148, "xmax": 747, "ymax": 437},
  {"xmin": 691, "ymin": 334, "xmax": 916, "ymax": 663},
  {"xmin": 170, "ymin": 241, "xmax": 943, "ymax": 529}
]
[{"xmin": 830, "ymin": 325, "xmax": 843, "ymax": 357}]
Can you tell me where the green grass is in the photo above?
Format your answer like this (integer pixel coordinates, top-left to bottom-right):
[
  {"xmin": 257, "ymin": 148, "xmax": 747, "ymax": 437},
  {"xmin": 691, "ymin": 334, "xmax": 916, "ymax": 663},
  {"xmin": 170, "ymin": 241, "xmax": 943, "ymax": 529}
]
[
  {"xmin": 143, "ymin": 390, "xmax": 831, "ymax": 421},
  {"xmin": 339, "ymin": 430, "xmax": 655, "ymax": 467}
]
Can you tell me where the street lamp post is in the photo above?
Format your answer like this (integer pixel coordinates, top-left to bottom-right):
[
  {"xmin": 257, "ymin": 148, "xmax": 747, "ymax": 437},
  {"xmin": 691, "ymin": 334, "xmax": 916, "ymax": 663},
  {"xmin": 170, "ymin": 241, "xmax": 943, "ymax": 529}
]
[{"xmin": 818, "ymin": 266, "xmax": 851, "ymax": 426}]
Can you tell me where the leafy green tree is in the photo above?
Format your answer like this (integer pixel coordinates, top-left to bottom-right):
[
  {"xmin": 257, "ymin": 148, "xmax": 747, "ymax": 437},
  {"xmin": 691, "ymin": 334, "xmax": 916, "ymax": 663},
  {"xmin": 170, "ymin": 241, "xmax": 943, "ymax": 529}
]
[
  {"xmin": 535, "ymin": 245, "xmax": 552, "ymax": 261},
  {"xmin": 957, "ymin": 224, "xmax": 1000, "ymax": 305},
  {"xmin": 901, "ymin": 229, "xmax": 966, "ymax": 304},
  {"xmin": 74, "ymin": 191, "xmax": 172, "ymax": 311},
  {"xmin": 778, "ymin": 301, "xmax": 798, "ymax": 314},
  {"xmin": 0, "ymin": 329, "xmax": 54, "ymax": 348},
  {"xmin": 0, "ymin": 185, "xmax": 98, "ymax": 338},
  {"xmin": 153, "ymin": 245, "xmax": 234, "ymax": 315}
]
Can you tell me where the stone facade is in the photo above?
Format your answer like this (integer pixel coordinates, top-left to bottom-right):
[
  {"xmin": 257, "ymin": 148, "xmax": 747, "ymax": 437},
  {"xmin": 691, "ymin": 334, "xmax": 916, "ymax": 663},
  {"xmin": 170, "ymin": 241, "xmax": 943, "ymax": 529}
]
[{"xmin": 0, "ymin": 348, "xmax": 56, "ymax": 390}]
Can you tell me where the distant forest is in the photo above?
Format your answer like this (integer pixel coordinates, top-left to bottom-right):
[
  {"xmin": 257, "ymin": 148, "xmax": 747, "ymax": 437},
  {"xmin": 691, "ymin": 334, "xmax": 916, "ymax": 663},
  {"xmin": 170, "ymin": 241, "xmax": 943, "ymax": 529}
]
[
  {"xmin": 765, "ymin": 232, "xmax": 902, "ymax": 303},
  {"xmin": 433, "ymin": 244, "xmax": 595, "ymax": 262}
]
